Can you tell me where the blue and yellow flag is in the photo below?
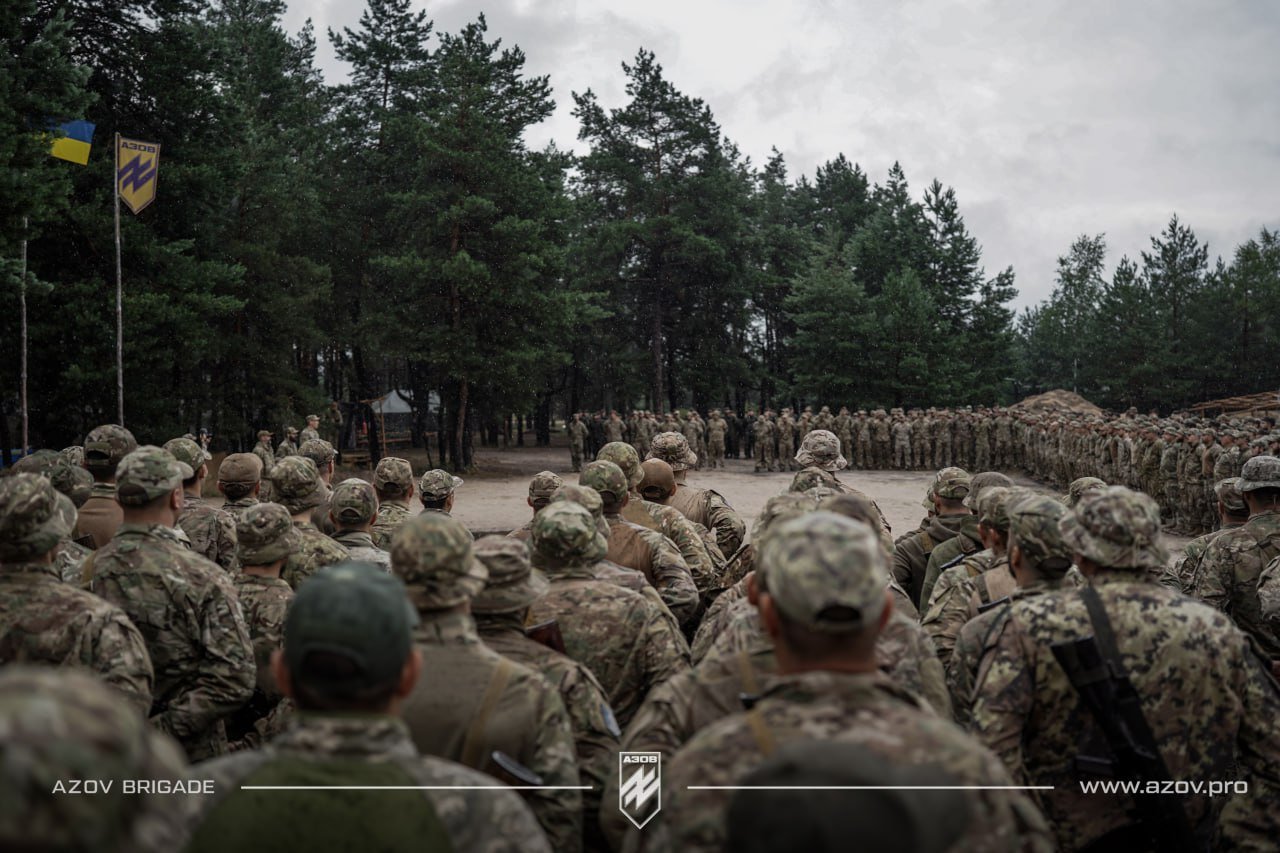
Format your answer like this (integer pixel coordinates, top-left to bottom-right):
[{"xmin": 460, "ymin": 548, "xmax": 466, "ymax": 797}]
[
  {"xmin": 116, "ymin": 136, "xmax": 160, "ymax": 215},
  {"xmin": 49, "ymin": 120, "xmax": 95, "ymax": 165}
]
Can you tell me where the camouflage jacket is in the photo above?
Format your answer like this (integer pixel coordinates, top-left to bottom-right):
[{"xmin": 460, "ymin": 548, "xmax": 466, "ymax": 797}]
[
  {"xmin": 330, "ymin": 530, "xmax": 391, "ymax": 572},
  {"xmin": 650, "ymin": 671, "xmax": 1052, "ymax": 853},
  {"xmin": 604, "ymin": 514, "xmax": 699, "ymax": 627},
  {"xmin": 477, "ymin": 615, "xmax": 622, "ymax": 847},
  {"xmin": 894, "ymin": 513, "xmax": 975, "ymax": 608},
  {"xmin": 53, "ymin": 537, "xmax": 91, "ymax": 584},
  {"xmin": 919, "ymin": 517, "xmax": 984, "ymax": 611},
  {"xmin": 88, "ymin": 523, "xmax": 255, "ymax": 761},
  {"xmin": 178, "ymin": 494, "xmax": 239, "ymax": 573},
  {"xmin": 282, "ymin": 521, "xmax": 349, "ymax": 590},
  {"xmin": 665, "ymin": 484, "xmax": 746, "ymax": 558},
  {"xmin": 371, "ymin": 500, "xmax": 413, "ymax": 550},
  {"xmin": 185, "ymin": 714, "xmax": 550, "ymax": 852},
  {"xmin": 922, "ymin": 554, "xmax": 1013, "ymax": 667},
  {"xmin": 1191, "ymin": 510, "xmax": 1280, "ymax": 658},
  {"xmin": 233, "ymin": 574, "xmax": 293, "ymax": 703},
  {"xmin": 402, "ymin": 611, "xmax": 582, "ymax": 853},
  {"xmin": 0, "ymin": 561, "xmax": 154, "ymax": 716},
  {"xmin": 529, "ymin": 564, "xmax": 690, "ymax": 728},
  {"xmin": 252, "ymin": 441, "xmax": 275, "ymax": 475},
  {"xmin": 971, "ymin": 571, "xmax": 1280, "ymax": 850},
  {"xmin": 221, "ymin": 496, "xmax": 259, "ymax": 522},
  {"xmin": 626, "ymin": 491, "xmax": 724, "ymax": 594},
  {"xmin": 1159, "ymin": 522, "xmax": 1243, "ymax": 594}
]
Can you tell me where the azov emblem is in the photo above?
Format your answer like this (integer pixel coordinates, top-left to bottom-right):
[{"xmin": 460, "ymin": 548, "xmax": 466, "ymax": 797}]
[{"xmin": 619, "ymin": 751, "xmax": 661, "ymax": 829}]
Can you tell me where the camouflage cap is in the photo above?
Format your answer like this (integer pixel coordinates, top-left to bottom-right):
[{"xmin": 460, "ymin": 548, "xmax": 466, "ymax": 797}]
[
  {"xmin": 306, "ymin": 414, "xmax": 320, "ymax": 422},
  {"xmin": 794, "ymin": 429, "xmax": 848, "ymax": 471},
  {"xmin": 162, "ymin": 437, "xmax": 209, "ymax": 474},
  {"xmin": 390, "ymin": 512, "xmax": 488, "ymax": 611},
  {"xmin": 531, "ymin": 501, "xmax": 608, "ymax": 568},
  {"xmin": 528, "ymin": 470, "xmax": 564, "ymax": 506},
  {"xmin": 257, "ymin": 429, "xmax": 274, "ymax": 439},
  {"xmin": 115, "ymin": 446, "xmax": 192, "ymax": 506},
  {"xmin": 975, "ymin": 486, "xmax": 1013, "ymax": 532},
  {"xmin": 269, "ymin": 455, "xmax": 326, "ymax": 513},
  {"xmin": 0, "ymin": 667, "xmax": 189, "ymax": 853},
  {"xmin": 83, "ymin": 424, "xmax": 138, "ymax": 473},
  {"xmin": 549, "ymin": 484, "xmax": 612, "ymax": 541},
  {"xmin": 751, "ymin": 493, "xmax": 821, "ymax": 548},
  {"xmin": 920, "ymin": 482, "xmax": 936, "ymax": 511},
  {"xmin": 759, "ymin": 512, "xmax": 886, "ymax": 634},
  {"xmin": 1214, "ymin": 477, "xmax": 1247, "ymax": 514},
  {"xmin": 1064, "ymin": 477, "xmax": 1107, "ymax": 508},
  {"xmin": 963, "ymin": 472, "xmax": 1013, "ymax": 509},
  {"xmin": 299, "ymin": 438, "xmax": 337, "ymax": 468},
  {"xmin": 236, "ymin": 501, "xmax": 299, "ymax": 565},
  {"xmin": 58, "ymin": 445, "xmax": 84, "ymax": 467},
  {"xmin": 373, "ymin": 457, "xmax": 414, "ymax": 497},
  {"xmin": 217, "ymin": 452, "xmax": 263, "ymax": 484},
  {"xmin": 1239, "ymin": 455, "xmax": 1280, "ymax": 492},
  {"xmin": 1059, "ymin": 486, "xmax": 1168, "ymax": 569},
  {"xmin": 285, "ymin": 426, "xmax": 299, "ymax": 436},
  {"xmin": 331, "ymin": 478, "xmax": 379, "ymax": 527},
  {"xmin": 1007, "ymin": 494, "xmax": 1073, "ymax": 577},
  {"xmin": 647, "ymin": 431, "xmax": 698, "ymax": 471},
  {"xmin": 933, "ymin": 467, "xmax": 972, "ymax": 500},
  {"xmin": 0, "ymin": 473, "xmax": 72, "ymax": 561},
  {"xmin": 284, "ymin": 562, "xmax": 419, "ymax": 691},
  {"xmin": 10, "ymin": 449, "xmax": 60, "ymax": 476},
  {"xmin": 49, "ymin": 462, "xmax": 94, "ymax": 507},
  {"xmin": 639, "ymin": 458, "xmax": 676, "ymax": 501},
  {"xmin": 471, "ymin": 535, "xmax": 549, "ymax": 614},
  {"xmin": 418, "ymin": 469, "xmax": 463, "ymax": 501},
  {"xmin": 597, "ymin": 441, "xmax": 644, "ymax": 488},
  {"xmin": 579, "ymin": 460, "xmax": 629, "ymax": 505}
]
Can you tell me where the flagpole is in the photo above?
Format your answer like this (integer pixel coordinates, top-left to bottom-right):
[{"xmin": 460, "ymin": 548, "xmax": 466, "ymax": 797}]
[
  {"xmin": 19, "ymin": 216, "xmax": 29, "ymax": 455},
  {"xmin": 113, "ymin": 132, "xmax": 124, "ymax": 427}
]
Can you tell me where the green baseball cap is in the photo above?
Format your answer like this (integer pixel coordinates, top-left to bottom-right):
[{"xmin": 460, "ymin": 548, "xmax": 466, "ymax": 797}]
[
  {"xmin": 418, "ymin": 469, "xmax": 463, "ymax": 501},
  {"xmin": 83, "ymin": 424, "xmax": 138, "ymax": 474},
  {"xmin": 1007, "ymin": 495, "xmax": 1073, "ymax": 577},
  {"xmin": 270, "ymin": 456, "xmax": 326, "ymax": 513},
  {"xmin": 284, "ymin": 562, "xmax": 419, "ymax": 692},
  {"xmin": 162, "ymin": 437, "xmax": 209, "ymax": 473},
  {"xmin": 531, "ymin": 502, "xmax": 607, "ymax": 567},
  {"xmin": 597, "ymin": 442, "xmax": 644, "ymax": 488},
  {"xmin": 579, "ymin": 460, "xmax": 629, "ymax": 504},
  {"xmin": 373, "ymin": 457, "xmax": 414, "ymax": 496},
  {"xmin": 115, "ymin": 446, "xmax": 192, "ymax": 506},
  {"xmin": 331, "ymin": 478, "xmax": 379, "ymax": 526}
]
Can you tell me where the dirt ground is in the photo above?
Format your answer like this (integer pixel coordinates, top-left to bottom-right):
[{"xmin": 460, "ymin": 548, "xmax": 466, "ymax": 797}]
[{"xmin": 324, "ymin": 437, "xmax": 1190, "ymax": 557}]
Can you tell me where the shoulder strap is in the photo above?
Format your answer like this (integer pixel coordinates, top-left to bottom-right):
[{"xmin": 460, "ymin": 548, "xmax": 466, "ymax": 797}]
[
  {"xmin": 918, "ymin": 530, "xmax": 935, "ymax": 554},
  {"xmin": 735, "ymin": 649, "xmax": 761, "ymax": 697},
  {"xmin": 460, "ymin": 658, "xmax": 515, "ymax": 770},
  {"xmin": 80, "ymin": 550, "xmax": 98, "ymax": 586},
  {"xmin": 746, "ymin": 708, "xmax": 776, "ymax": 757}
]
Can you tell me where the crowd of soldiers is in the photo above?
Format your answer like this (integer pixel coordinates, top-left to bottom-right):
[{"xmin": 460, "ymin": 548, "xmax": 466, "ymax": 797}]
[
  {"xmin": 574, "ymin": 404, "xmax": 1280, "ymax": 539},
  {"xmin": 4, "ymin": 414, "xmax": 1280, "ymax": 851}
]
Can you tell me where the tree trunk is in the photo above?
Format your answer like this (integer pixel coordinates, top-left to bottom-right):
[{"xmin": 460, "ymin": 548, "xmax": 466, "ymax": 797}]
[{"xmin": 650, "ymin": 299, "xmax": 665, "ymax": 412}]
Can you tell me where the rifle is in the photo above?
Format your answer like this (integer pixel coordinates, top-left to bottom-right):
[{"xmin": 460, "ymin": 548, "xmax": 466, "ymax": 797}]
[
  {"xmin": 1051, "ymin": 586, "xmax": 1198, "ymax": 853},
  {"xmin": 524, "ymin": 619, "xmax": 566, "ymax": 655}
]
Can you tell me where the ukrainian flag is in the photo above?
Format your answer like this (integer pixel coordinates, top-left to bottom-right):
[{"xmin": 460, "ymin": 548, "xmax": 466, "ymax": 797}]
[{"xmin": 49, "ymin": 120, "xmax": 95, "ymax": 165}]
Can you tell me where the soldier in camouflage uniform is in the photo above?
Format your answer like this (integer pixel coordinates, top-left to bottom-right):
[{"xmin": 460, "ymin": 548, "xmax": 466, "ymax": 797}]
[
  {"xmin": 50, "ymin": 458, "xmax": 93, "ymax": 507},
  {"xmin": 776, "ymin": 408, "xmax": 797, "ymax": 471},
  {"xmin": 947, "ymin": 495, "xmax": 1078, "ymax": 727},
  {"xmin": 527, "ymin": 502, "xmax": 690, "ymax": 727},
  {"xmin": 328, "ymin": 478, "xmax": 391, "ymax": 570},
  {"xmin": 871, "ymin": 409, "xmax": 892, "ymax": 468},
  {"xmin": 580, "ymin": 460, "xmax": 700, "ymax": 628},
  {"xmin": 274, "ymin": 426, "xmax": 300, "ymax": 459},
  {"xmin": 891, "ymin": 411, "xmax": 912, "ymax": 469},
  {"xmin": 299, "ymin": 438, "xmax": 338, "ymax": 533},
  {"xmin": 227, "ymin": 502, "xmax": 296, "ymax": 745},
  {"xmin": 648, "ymin": 431, "xmax": 745, "ymax": 557},
  {"xmin": 0, "ymin": 667, "xmax": 188, "ymax": 853},
  {"xmin": 389, "ymin": 512, "xmax": 582, "ymax": 852},
  {"xmin": 299, "ymin": 414, "xmax": 321, "ymax": 444},
  {"xmin": 507, "ymin": 470, "xmax": 563, "ymax": 543},
  {"xmin": 1063, "ymin": 475, "xmax": 1106, "ymax": 508},
  {"xmin": 371, "ymin": 456, "xmax": 415, "ymax": 549},
  {"xmin": 164, "ymin": 437, "xmax": 238, "ymax": 572},
  {"xmin": 972, "ymin": 486, "xmax": 1280, "ymax": 850},
  {"xmin": 216, "ymin": 452, "xmax": 263, "ymax": 521},
  {"xmin": 183, "ymin": 562, "xmax": 550, "ymax": 853},
  {"xmin": 1194, "ymin": 456, "xmax": 1280, "ymax": 659},
  {"xmin": 753, "ymin": 410, "xmax": 776, "ymax": 472},
  {"xmin": 705, "ymin": 409, "xmax": 727, "ymax": 469},
  {"xmin": 419, "ymin": 469, "xmax": 466, "ymax": 529},
  {"xmin": 252, "ymin": 429, "xmax": 275, "ymax": 483},
  {"xmin": 88, "ymin": 446, "xmax": 255, "ymax": 761},
  {"xmin": 1160, "ymin": 477, "xmax": 1248, "ymax": 594},
  {"xmin": 75, "ymin": 423, "xmax": 137, "ymax": 549},
  {"xmin": 568, "ymin": 413, "xmax": 588, "ymax": 473},
  {"xmin": 472, "ymin": 536, "xmax": 621, "ymax": 850},
  {"xmin": 0, "ymin": 474, "xmax": 154, "ymax": 716},
  {"xmin": 651, "ymin": 512, "xmax": 1051, "ymax": 853},
  {"xmin": 1159, "ymin": 425, "xmax": 1182, "ymax": 529},
  {"xmin": 893, "ymin": 467, "xmax": 973, "ymax": 607},
  {"xmin": 919, "ymin": 471, "xmax": 1011, "ymax": 609},
  {"xmin": 270, "ymin": 455, "xmax": 348, "ymax": 590}
]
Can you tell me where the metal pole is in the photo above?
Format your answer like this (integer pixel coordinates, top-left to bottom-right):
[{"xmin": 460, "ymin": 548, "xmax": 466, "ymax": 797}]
[
  {"xmin": 19, "ymin": 216, "xmax": 28, "ymax": 454},
  {"xmin": 113, "ymin": 133, "xmax": 124, "ymax": 426}
]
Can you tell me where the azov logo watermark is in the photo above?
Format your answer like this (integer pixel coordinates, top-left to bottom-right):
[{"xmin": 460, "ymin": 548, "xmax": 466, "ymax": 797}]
[{"xmin": 619, "ymin": 751, "xmax": 661, "ymax": 829}]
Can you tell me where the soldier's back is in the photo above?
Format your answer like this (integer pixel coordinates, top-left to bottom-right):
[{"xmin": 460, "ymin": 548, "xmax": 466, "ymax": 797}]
[
  {"xmin": 282, "ymin": 521, "xmax": 349, "ymax": 589},
  {"xmin": 178, "ymin": 496, "xmax": 238, "ymax": 572}
]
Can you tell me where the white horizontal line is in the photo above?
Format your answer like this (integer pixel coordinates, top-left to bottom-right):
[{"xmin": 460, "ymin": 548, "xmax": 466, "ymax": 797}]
[
  {"xmin": 686, "ymin": 785, "xmax": 1056, "ymax": 791},
  {"xmin": 241, "ymin": 785, "xmax": 595, "ymax": 791}
]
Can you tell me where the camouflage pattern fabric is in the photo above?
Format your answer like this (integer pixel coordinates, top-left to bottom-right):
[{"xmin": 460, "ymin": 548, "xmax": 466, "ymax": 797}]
[
  {"xmin": 331, "ymin": 530, "xmax": 391, "ymax": 572},
  {"xmin": 281, "ymin": 521, "xmax": 349, "ymax": 590},
  {"xmin": 0, "ymin": 667, "xmax": 188, "ymax": 853},
  {"xmin": 371, "ymin": 500, "xmax": 413, "ymax": 550},
  {"xmin": 1190, "ymin": 516, "xmax": 1280, "ymax": 657},
  {"xmin": 178, "ymin": 493, "xmax": 239, "ymax": 573},
  {"xmin": 269, "ymin": 456, "xmax": 326, "ymax": 514},
  {"xmin": 650, "ymin": 671, "xmax": 1051, "ymax": 853},
  {"xmin": 89, "ymin": 522, "xmax": 255, "ymax": 761},
  {"xmin": 389, "ymin": 512, "xmax": 487, "ymax": 611},
  {"xmin": 83, "ymin": 423, "xmax": 137, "ymax": 473},
  {"xmin": 418, "ymin": 469, "xmax": 463, "ymax": 501},
  {"xmin": 185, "ymin": 714, "xmax": 551, "ymax": 852},
  {"xmin": 794, "ymin": 428, "xmax": 848, "ymax": 471}
]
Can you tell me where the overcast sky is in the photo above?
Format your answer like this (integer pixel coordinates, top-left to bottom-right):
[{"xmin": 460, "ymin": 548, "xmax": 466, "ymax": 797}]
[{"xmin": 282, "ymin": 0, "xmax": 1279, "ymax": 308}]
